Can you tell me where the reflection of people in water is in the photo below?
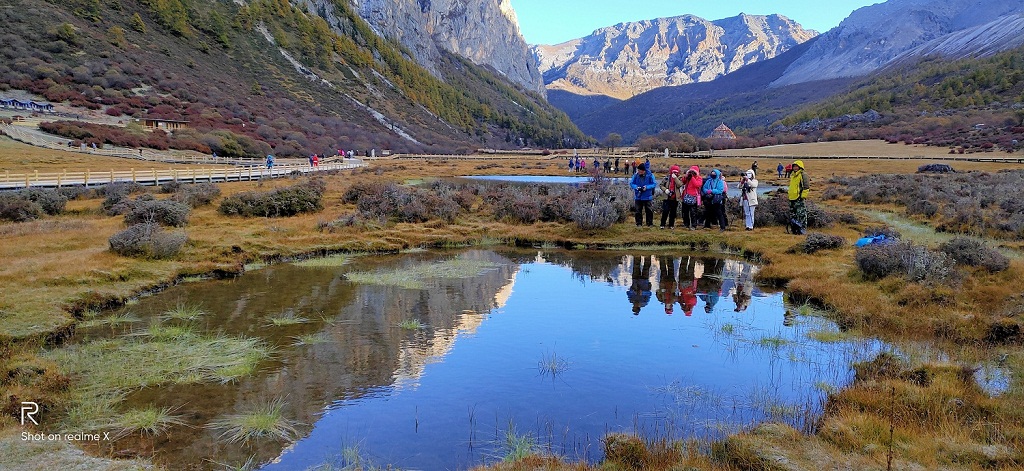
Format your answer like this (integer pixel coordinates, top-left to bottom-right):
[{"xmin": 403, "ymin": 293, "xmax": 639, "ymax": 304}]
[
  {"xmin": 655, "ymin": 255, "xmax": 678, "ymax": 315},
  {"xmin": 696, "ymin": 258, "xmax": 725, "ymax": 313},
  {"xmin": 627, "ymin": 255, "xmax": 653, "ymax": 315},
  {"xmin": 733, "ymin": 263, "xmax": 755, "ymax": 312},
  {"xmin": 678, "ymin": 257, "xmax": 699, "ymax": 317}
]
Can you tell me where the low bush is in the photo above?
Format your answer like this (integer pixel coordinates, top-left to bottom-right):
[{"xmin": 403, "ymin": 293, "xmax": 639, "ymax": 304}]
[
  {"xmin": 797, "ymin": 232, "xmax": 846, "ymax": 254},
  {"xmin": 20, "ymin": 189, "xmax": 68, "ymax": 215},
  {"xmin": 170, "ymin": 183, "xmax": 221, "ymax": 208},
  {"xmin": 100, "ymin": 182, "xmax": 147, "ymax": 215},
  {"xmin": 570, "ymin": 191, "xmax": 621, "ymax": 230},
  {"xmin": 108, "ymin": 223, "xmax": 187, "ymax": 259},
  {"xmin": 863, "ymin": 225, "xmax": 902, "ymax": 240},
  {"xmin": 938, "ymin": 237, "xmax": 1010, "ymax": 273},
  {"xmin": 219, "ymin": 180, "xmax": 324, "ymax": 217},
  {"xmin": 917, "ymin": 164, "xmax": 955, "ymax": 173},
  {"xmin": 124, "ymin": 199, "xmax": 191, "ymax": 227},
  {"xmin": 492, "ymin": 187, "xmax": 542, "ymax": 223},
  {"xmin": 856, "ymin": 241, "xmax": 959, "ymax": 284},
  {"xmin": 0, "ymin": 194, "xmax": 43, "ymax": 222}
]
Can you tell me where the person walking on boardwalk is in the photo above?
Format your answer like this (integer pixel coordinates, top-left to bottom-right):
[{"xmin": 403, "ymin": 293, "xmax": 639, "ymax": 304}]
[
  {"xmin": 788, "ymin": 160, "xmax": 810, "ymax": 233},
  {"xmin": 630, "ymin": 162, "xmax": 656, "ymax": 227},
  {"xmin": 265, "ymin": 154, "xmax": 275, "ymax": 169},
  {"xmin": 740, "ymin": 169, "xmax": 758, "ymax": 231},
  {"xmin": 680, "ymin": 165, "xmax": 703, "ymax": 230},
  {"xmin": 659, "ymin": 165, "xmax": 683, "ymax": 229}
]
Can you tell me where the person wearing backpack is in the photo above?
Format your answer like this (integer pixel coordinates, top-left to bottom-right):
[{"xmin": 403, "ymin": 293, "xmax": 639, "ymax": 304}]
[
  {"xmin": 630, "ymin": 163, "xmax": 657, "ymax": 227},
  {"xmin": 701, "ymin": 169, "xmax": 727, "ymax": 231},
  {"xmin": 658, "ymin": 165, "xmax": 683, "ymax": 229},
  {"xmin": 788, "ymin": 160, "xmax": 810, "ymax": 233}
]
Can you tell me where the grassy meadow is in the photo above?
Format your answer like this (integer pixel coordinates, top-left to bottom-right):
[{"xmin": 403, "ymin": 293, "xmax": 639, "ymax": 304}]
[{"xmin": 1, "ymin": 138, "xmax": 1023, "ymax": 470}]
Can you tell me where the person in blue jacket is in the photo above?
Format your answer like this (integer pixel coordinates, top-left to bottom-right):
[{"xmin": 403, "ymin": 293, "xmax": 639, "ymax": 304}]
[
  {"xmin": 701, "ymin": 169, "xmax": 727, "ymax": 231},
  {"xmin": 630, "ymin": 163, "xmax": 657, "ymax": 227}
]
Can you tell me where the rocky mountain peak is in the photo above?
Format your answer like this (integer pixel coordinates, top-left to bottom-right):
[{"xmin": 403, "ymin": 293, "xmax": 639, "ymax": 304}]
[
  {"xmin": 533, "ymin": 13, "xmax": 816, "ymax": 100},
  {"xmin": 352, "ymin": 0, "xmax": 544, "ymax": 94}
]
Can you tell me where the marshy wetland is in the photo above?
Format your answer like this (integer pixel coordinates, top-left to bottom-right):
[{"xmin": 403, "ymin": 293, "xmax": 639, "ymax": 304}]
[{"xmin": 2, "ymin": 143, "xmax": 1024, "ymax": 470}]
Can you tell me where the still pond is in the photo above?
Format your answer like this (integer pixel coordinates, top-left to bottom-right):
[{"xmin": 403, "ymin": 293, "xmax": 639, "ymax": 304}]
[{"xmin": 75, "ymin": 249, "xmax": 882, "ymax": 470}]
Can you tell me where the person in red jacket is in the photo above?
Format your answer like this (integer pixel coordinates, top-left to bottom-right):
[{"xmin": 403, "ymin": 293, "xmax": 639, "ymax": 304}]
[{"xmin": 680, "ymin": 165, "xmax": 703, "ymax": 230}]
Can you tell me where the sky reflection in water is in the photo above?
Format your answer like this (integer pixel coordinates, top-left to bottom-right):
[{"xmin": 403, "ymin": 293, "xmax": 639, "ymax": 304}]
[{"xmin": 262, "ymin": 251, "xmax": 881, "ymax": 470}]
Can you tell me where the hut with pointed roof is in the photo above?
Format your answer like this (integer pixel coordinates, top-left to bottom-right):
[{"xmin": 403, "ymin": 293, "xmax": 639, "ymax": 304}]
[{"xmin": 709, "ymin": 123, "xmax": 737, "ymax": 141}]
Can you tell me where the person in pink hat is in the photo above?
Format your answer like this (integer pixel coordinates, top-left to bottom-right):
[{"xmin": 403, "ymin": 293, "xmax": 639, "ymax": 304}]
[{"xmin": 679, "ymin": 165, "xmax": 703, "ymax": 230}]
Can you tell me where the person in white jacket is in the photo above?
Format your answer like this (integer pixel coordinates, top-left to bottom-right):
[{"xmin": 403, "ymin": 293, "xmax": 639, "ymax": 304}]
[{"xmin": 741, "ymin": 169, "xmax": 759, "ymax": 230}]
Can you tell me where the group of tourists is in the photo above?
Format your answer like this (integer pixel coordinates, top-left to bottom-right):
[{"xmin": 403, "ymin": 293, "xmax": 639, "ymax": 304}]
[
  {"xmin": 567, "ymin": 156, "xmax": 651, "ymax": 175},
  {"xmin": 629, "ymin": 159, "xmax": 809, "ymax": 233}
]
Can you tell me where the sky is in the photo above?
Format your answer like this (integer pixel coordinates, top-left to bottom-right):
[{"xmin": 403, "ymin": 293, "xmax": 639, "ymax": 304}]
[{"xmin": 510, "ymin": 0, "xmax": 883, "ymax": 45}]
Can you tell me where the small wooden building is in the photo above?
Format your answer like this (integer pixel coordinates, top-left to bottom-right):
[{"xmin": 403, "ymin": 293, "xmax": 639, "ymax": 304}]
[{"xmin": 141, "ymin": 118, "xmax": 190, "ymax": 131}]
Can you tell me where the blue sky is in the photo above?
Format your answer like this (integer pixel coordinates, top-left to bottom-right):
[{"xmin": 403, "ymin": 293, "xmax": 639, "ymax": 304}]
[{"xmin": 510, "ymin": 0, "xmax": 883, "ymax": 45}]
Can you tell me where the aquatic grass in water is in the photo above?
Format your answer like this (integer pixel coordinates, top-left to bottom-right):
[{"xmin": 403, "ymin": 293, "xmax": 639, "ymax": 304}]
[
  {"xmin": 162, "ymin": 302, "xmax": 205, "ymax": 321},
  {"xmin": 78, "ymin": 312, "xmax": 140, "ymax": 329},
  {"xmin": 502, "ymin": 425, "xmax": 538, "ymax": 463},
  {"xmin": 112, "ymin": 406, "xmax": 186, "ymax": 438},
  {"xmin": 345, "ymin": 257, "xmax": 500, "ymax": 289},
  {"xmin": 538, "ymin": 351, "xmax": 570, "ymax": 378},
  {"xmin": 266, "ymin": 314, "xmax": 311, "ymax": 326},
  {"xmin": 809, "ymin": 329, "xmax": 849, "ymax": 343},
  {"xmin": 291, "ymin": 332, "xmax": 331, "ymax": 346},
  {"xmin": 293, "ymin": 254, "xmax": 351, "ymax": 268},
  {"xmin": 393, "ymin": 317, "xmax": 421, "ymax": 329},
  {"xmin": 45, "ymin": 332, "xmax": 269, "ymax": 432},
  {"xmin": 207, "ymin": 399, "xmax": 299, "ymax": 443}
]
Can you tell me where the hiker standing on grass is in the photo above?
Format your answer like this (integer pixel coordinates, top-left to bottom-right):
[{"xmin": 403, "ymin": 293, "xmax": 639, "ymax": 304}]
[
  {"xmin": 659, "ymin": 165, "xmax": 683, "ymax": 229},
  {"xmin": 701, "ymin": 169, "xmax": 727, "ymax": 231},
  {"xmin": 741, "ymin": 169, "xmax": 759, "ymax": 231},
  {"xmin": 751, "ymin": 161, "xmax": 759, "ymax": 174},
  {"xmin": 630, "ymin": 163, "xmax": 657, "ymax": 227},
  {"xmin": 788, "ymin": 160, "xmax": 810, "ymax": 232},
  {"xmin": 680, "ymin": 166, "xmax": 703, "ymax": 230},
  {"xmin": 593, "ymin": 158, "xmax": 600, "ymax": 173},
  {"xmin": 777, "ymin": 162, "xmax": 784, "ymax": 178},
  {"xmin": 614, "ymin": 157, "xmax": 620, "ymax": 173}
]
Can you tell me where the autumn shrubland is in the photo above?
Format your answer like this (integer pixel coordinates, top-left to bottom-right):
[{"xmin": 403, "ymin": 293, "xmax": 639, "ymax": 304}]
[{"xmin": 1, "ymin": 151, "xmax": 1023, "ymax": 470}]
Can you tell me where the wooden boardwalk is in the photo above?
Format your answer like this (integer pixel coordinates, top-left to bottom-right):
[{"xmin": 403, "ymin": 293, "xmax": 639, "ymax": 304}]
[{"xmin": 0, "ymin": 161, "xmax": 364, "ymax": 190}]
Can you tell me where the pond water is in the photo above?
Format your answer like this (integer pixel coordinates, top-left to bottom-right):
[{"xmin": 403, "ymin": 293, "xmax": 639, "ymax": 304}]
[
  {"xmin": 75, "ymin": 250, "xmax": 881, "ymax": 470},
  {"xmin": 459, "ymin": 175, "xmax": 780, "ymax": 198}
]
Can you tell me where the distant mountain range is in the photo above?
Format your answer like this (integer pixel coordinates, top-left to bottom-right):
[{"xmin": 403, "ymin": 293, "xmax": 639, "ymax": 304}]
[
  {"xmin": 551, "ymin": 0, "xmax": 1024, "ymax": 141},
  {"xmin": 532, "ymin": 13, "xmax": 816, "ymax": 100}
]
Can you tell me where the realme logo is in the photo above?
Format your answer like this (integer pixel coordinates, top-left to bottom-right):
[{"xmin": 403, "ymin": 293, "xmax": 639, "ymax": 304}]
[{"xmin": 21, "ymin": 402, "xmax": 39, "ymax": 425}]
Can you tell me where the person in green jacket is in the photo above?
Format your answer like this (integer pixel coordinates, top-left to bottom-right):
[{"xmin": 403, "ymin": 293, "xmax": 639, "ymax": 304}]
[{"xmin": 788, "ymin": 160, "xmax": 810, "ymax": 231}]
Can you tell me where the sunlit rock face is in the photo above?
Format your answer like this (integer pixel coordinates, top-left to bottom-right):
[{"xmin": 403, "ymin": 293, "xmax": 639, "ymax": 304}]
[
  {"xmin": 348, "ymin": 0, "xmax": 545, "ymax": 94},
  {"xmin": 533, "ymin": 13, "xmax": 816, "ymax": 99}
]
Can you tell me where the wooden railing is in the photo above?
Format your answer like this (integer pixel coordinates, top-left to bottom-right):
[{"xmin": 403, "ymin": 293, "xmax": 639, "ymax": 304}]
[{"xmin": 0, "ymin": 161, "xmax": 364, "ymax": 190}]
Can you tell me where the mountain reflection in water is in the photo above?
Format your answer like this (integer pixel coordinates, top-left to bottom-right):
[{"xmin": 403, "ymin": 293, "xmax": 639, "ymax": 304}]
[{"xmin": 80, "ymin": 250, "xmax": 878, "ymax": 470}]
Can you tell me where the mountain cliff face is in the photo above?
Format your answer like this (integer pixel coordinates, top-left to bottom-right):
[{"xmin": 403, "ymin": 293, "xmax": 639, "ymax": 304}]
[
  {"xmin": 772, "ymin": 0, "xmax": 1024, "ymax": 86},
  {"xmin": 353, "ymin": 0, "xmax": 545, "ymax": 94},
  {"xmin": 533, "ymin": 14, "xmax": 816, "ymax": 100}
]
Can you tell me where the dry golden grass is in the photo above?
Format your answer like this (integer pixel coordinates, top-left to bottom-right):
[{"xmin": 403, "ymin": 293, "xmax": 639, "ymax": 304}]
[
  {"xmin": 1, "ymin": 149, "xmax": 1023, "ymax": 469},
  {"xmin": 715, "ymin": 139, "xmax": 1024, "ymax": 158}
]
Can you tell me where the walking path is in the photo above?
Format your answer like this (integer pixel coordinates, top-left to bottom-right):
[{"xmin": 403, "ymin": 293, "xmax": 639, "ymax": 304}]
[{"xmin": 0, "ymin": 123, "xmax": 367, "ymax": 189}]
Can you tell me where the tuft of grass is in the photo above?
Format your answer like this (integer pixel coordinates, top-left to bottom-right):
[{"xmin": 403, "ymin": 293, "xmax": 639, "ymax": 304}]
[
  {"xmin": 243, "ymin": 261, "xmax": 268, "ymax": 272},
  {"xmin": 808, "ymin": 329, "xmax": 849, "ymax": 343},
  {"xmin": 396, "ymin": 319, "xmax": 426, "ymax": 330},
  {"xmin": 344, "ymin": 257, "xmax": 500, "ymax": 289},
  {"xmin": 757, "ymin": 335, "xmax": 790, "ymax": 349},
  {"xmin": 161, "ymin": 302, "xmax": 205, "ymax": 321},
  {"xmin": 112, "ymin": 406, "xmax": 186, "ymax": 438},
  {"xmin": 207, "ymin": 399, "xmax": 300, "ymax": 443},
  {"xmin": 720, "ymin": 323, "xmax": 737, "ymax": 335},
  {"xmin": 265, "ymin": 313, "xmax": 311, "ymax": 326},
  {"xmin": 78, "ymin": 312, "xmax": 140, "ymax": 329},
  {"xmin": 290, "ymin": 332, "xmax": 331, "ymax": 346},
  {"xmin": 46, "ymin": 332, "xmax": 269, "ymax": 432},
  {"xmin": 502, "ymin": 425, "xmax": 538, "ymax": 463},
  {"xmin": 293, "ymin": 254, "xmax": 351, "ymax": 268},
  {"xmin": 537, "ymin": 351, "xmax": 570, "ymax": 378}
]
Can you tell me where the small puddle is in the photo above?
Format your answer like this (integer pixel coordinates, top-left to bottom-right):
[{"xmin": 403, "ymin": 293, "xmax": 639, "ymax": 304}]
[{"xmin": 69, "ymin": 250, "xmax": 881, "ymax": 469}]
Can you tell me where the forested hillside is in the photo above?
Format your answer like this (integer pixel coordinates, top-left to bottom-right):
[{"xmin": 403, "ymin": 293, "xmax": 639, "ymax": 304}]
[
  {"xmin": 0, "ymin": 0, "xmax": 588, "ymax": 156},
  {"xmin": 769, "ymin": 46, "xmax": 1024, "ymax": 152}
]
